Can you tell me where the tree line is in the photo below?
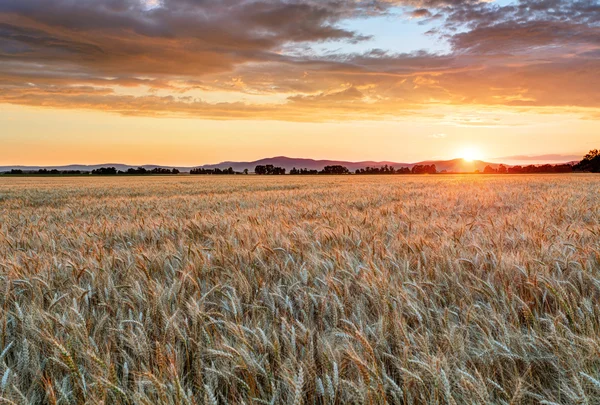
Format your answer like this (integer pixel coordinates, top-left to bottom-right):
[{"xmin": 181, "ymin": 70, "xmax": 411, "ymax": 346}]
[
  {"xmin": 7, "ymin": 169, "xmax": 84, "ymax": 175},
  {"xmin": 190, "ymin": 167, "xmax": 249, "ymax": 175},
  {"xmin": 3, "ymin": 150, "xmax": 600, "ymax": 176},
  {"xmin": 288, "ymin": 164, "xmax": 435, "ymax": 175},
  {"xmin": 355, "ymin": 164, "xmax": 437, "ymax": 175},
  {"xmin": 482, "ymin": 164, "xmax": 574, "ymax": 174},
  {"xmin": 90, "ymin": 167, "xmax": 180, "ymax": 175},
  {"xmin": 264, "ymin": 165, "xmax": 350, "ymax": 175}
]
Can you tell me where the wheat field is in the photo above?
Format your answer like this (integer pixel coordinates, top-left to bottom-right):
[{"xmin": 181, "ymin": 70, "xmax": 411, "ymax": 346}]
[{"xmin": 1, "ymin": 174, "xmax": 599, "ymax": 404}]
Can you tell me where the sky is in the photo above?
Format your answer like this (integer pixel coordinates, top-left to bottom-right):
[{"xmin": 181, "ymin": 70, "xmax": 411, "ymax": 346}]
[{"xmin": 0, "ymin": 0, "xmax": 599, "ymax": 165}]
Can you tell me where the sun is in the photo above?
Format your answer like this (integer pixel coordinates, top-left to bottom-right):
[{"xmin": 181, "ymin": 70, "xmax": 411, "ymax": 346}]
[{"xmin": 459, "ymin": 146, "xmax": 482, "ymax": 162}]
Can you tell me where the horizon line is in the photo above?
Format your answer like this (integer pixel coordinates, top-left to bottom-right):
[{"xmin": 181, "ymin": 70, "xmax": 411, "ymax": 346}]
[{"xmin": 0, "ymin": 154, "xmax": 583, "ymax": 169}]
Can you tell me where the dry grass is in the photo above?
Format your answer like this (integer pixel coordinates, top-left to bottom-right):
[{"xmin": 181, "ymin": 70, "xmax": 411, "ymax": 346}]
[{"xmin": 0, "ymin": 174, "xmax": 599, "ymax": 404}]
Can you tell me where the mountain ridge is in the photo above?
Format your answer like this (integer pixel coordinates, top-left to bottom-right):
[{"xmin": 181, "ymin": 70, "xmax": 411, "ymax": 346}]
[{"xmin": 0, "ymin": 156, "xmax": 573, "ymax": 173}]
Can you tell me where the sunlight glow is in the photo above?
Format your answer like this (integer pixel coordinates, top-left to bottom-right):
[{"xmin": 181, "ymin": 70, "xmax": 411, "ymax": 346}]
[{"xmin": 459, "ymin": 147, "xmax": 482, "ymax": 162}]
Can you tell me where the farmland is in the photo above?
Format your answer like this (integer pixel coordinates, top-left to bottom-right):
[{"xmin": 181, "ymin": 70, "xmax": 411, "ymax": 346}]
[{"xmin": 1, "ymin": 175, "xmax": 599, "ymax": 404}]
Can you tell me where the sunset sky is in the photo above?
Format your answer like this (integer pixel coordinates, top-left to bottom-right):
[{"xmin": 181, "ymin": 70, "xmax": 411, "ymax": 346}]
[{"xmin": 1, "ymin": 0, "xmax": 598, "ymax": 165}]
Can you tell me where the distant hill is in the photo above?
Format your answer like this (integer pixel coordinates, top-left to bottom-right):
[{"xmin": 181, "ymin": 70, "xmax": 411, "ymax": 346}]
[
  {"xmin": 0, "ymin": 157, "xmax": 522, "ymax": 174},
  {"xmin": 0, "ymin": 164, "xmax": 192, "ymax": 172},
  {"xmin": 195, "ymin": 156, "xmax": 500, "ymax": 172},
  {"xmin": 197, "ymin": 156, "xmax": 413, "ymax": 172}
]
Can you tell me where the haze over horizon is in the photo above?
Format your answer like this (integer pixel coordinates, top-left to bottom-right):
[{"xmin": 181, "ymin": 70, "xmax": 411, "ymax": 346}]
[
  {"xmin": 0, "ymin": 154, "xmax": 584, "ymax": 173},
  {"xmin": 1, "ymin": 0, "xmax": 599, "ymax": 164}
]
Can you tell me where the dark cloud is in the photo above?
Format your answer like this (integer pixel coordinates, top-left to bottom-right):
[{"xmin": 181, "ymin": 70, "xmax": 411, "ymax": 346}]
[
  {"xmin": 409, "ymin": 8, "xmax": 433, "ymax": 18},
  {"xmin": 447, "ymin": 0, "xmax": 600, "ymax": 54},
  {"xmin": 0, "ymin": 0, "xmax": 599, "ymax": 120}
]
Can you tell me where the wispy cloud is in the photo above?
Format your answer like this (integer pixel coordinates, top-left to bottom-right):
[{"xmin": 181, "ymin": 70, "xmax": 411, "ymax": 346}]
[{"xmin": 490, "ymin": 153, "xmax": 585, "ymax": 163}]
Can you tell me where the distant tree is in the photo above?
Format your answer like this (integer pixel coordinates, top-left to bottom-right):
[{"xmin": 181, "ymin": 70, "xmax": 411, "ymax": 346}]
[
  {"xmin": 320, "ymin": 165, "xmax": 349, "ymax": 175},
  {"xmin": 504, "ymin": 164, "xmax": 572, "ymax": 174},
  {"xmin": 140, "ymin": 167, "xmax": 182, "ymax": 175},
  {"xmin": 243, "ymin": 168, "xmax": 249, "ymax": 175},
  {"xmin": 483, "ymin": 165, "xmax": 497, "ymax": 174},
  {"xmin": 508, "ymin": 165, "xmax": 523, "ymax": 174},
  {"xmin": 497, "ymin": 164, "xmax": 507, "ymax": 174},
  {"xmin": 291, "ymin": 168, "xmax": 318, "ymax": 175},
  {"xmin": 574, "ymin": 149, "xmax": 600, "ymax": 172},
  {"xmin": 7, "ymin": 169, "xmax": 82, "ymax": 175},
  {"xmin": 126, "ymin": 167, "xmax": 148, "ymax": 174},
  {"xmin": 553, "ymin": 164, "xmax": 573, "ymax": 173},
  {"xmin": 411, "ymin": 164, "xmax": 437, "ymax": 174},
  {"xmin": 149, "ymin": 167, "xmax": 176, "ymax": 174},
  {"xmin": 191, "ymin": 167, "xmax": 235, "ymax": 175},
  {"xmin": 355, "ymin": 166, "xmax": 411, "ymax": 175},
  {"xmin": 254, "ymin": 165, "xmax": 285, "ymax": 175},
  {"xmin": 92, "ymin": 167, "xmax": 118, "ymax": 175}
]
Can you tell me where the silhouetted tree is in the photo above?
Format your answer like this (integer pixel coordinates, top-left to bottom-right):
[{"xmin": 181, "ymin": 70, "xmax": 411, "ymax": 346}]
[
  {"xmin": 7, "ymin": 169, "xmax": 85, "ymax": 175},
  {"xmin": 91, "ymin": 166, "xmax": 179, "ymax": 175},
  {"xmin": 254, "ymin": 165, "xmax": 285, "ymax": 175},
  {"xmin": 552, "ymin": 164, "xmax": 573, "ymax": 173},
  {"xmin": 290, "ymin": 168, "xmax": 318, "ymax": 175},
  {"xmin": 483, "ymin": 165, "xmax": 497, "ymax": 174},
  {"xmin": 411, "ymin": 164, "xmax": 437, "ymax": 174},
  {"xmin": 355, "ymin": 166, "xmax": 411, "ymax": 175},
  {"xmin": 191, "ymin": 167, "xmax": 235, "ymax": 175},
  {"xmin": 505, "ymin": 164, "xmax": 572, "ymax": 174},
  {"xmin": 92, "ymin": 167, "xmax": 118, "ymax": 175},
  {"xmin": 574, "ymin": 149, "xmax": 600, "ymax": 172},
  {"xmin": 320, "ymin": 165, "xmax": 349, "ymax": 175},
  {"xmin": 127, "ymin": 167, "xmax": 147, "ymax": 174},
  {"xmin": 508, "ymin": 165, "xmax": 523, "ymax": 174}
]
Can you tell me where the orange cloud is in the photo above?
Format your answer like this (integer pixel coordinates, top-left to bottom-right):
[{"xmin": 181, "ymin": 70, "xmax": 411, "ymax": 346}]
[{"xmin": 0, "ymin": 0, "xmax": 598, "ymax": 121}]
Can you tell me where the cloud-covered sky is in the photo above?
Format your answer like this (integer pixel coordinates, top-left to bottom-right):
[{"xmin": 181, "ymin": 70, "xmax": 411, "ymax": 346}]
[{"xmin": 1, "ymin": 0, "xmax": 598, "ymax": 164}]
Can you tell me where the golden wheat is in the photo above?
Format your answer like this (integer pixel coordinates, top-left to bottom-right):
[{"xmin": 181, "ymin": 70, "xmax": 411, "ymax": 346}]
[{"xmin": 0, "ymin": 174, "xmax": 599, "ymax": 404}]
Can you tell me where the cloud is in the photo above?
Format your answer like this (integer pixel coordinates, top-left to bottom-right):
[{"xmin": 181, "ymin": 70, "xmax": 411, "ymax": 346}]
[
  {"xmin": 409, "ymin": 8, "xmax": 433, "ymax": 18},
  {"xmin": 491, "ymin": 154, "xmax": 585, "ymax": 163},
  {"xmin": 428, "ymin": 133, "xmax": 447, "ymax": 138},
  {"xmin": 0, "ymin": 0, "xmax": 599, "ymax": 120}
]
